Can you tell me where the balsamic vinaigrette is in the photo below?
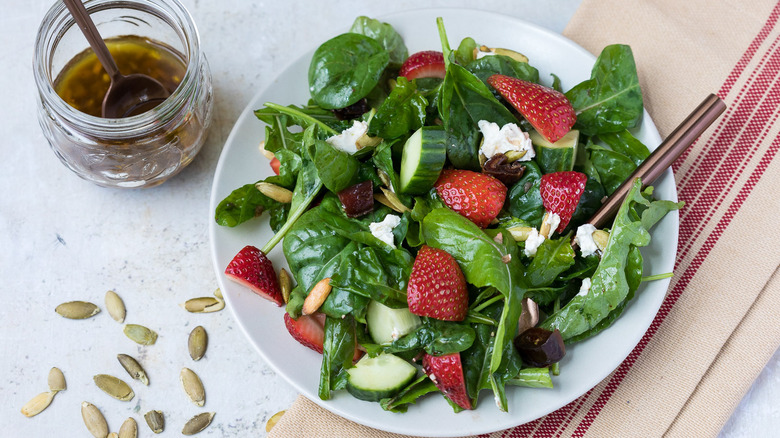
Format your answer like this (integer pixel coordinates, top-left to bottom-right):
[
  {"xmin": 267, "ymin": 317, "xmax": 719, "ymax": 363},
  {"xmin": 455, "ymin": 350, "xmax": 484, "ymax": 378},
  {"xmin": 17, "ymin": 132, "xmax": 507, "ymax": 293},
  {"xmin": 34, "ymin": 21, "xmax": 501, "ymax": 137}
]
[{"xmin": 53, "ymin": 35, "xmax": 186, "ymax": 118}]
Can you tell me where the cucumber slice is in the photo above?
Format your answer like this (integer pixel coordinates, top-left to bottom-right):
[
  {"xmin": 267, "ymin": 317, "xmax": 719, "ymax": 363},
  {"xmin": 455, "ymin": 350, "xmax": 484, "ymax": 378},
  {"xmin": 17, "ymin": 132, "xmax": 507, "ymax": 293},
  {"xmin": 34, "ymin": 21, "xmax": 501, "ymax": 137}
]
[
  {"xmin": 530, "ymin": 129, "xmax": 579, "ymax": 174},
  {"xmin": 399, "ymin": 126, "xmax": 447, "ymax": 194},
  {"xmin": 366, "ymin": 300, "xmax": 422, "ymax": 344},
  {"xmin": 346, "ymin": 353, "xmax": 417, "ymax": 401}
]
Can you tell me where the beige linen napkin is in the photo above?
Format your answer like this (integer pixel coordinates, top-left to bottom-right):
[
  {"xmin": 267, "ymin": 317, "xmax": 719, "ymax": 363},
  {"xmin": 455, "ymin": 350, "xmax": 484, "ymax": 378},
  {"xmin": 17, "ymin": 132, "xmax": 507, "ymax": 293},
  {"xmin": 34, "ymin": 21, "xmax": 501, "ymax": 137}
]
[{"xmin": 270, "ymin": 1, "xmax": 780, "ymax": 436}]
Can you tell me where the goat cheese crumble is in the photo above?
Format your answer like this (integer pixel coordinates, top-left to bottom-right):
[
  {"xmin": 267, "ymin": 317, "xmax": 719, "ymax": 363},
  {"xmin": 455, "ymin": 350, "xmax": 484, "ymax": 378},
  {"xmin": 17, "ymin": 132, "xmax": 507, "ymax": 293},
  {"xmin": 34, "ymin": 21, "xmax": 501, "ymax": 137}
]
[
  {"xmin": 578, "ymin": 277, "xmax": 592, "ymax": 297},
  {"xmin": 524, "ymin": 228, "xmax": 546, "ymax": 257},
  {"xmin": 325, "ymin": 120, "xmax": 368, "ymax": 154},
  {"xmin": 575, "ymin": 224, "xmax": 600, "ymax": 257},
  {"xmin": 369, "ymin": 214, "xmax": 401, "ymax": 248},
  {"xmin": 477, "ymin": 120, "xmax": 535, "ymax": 161}
]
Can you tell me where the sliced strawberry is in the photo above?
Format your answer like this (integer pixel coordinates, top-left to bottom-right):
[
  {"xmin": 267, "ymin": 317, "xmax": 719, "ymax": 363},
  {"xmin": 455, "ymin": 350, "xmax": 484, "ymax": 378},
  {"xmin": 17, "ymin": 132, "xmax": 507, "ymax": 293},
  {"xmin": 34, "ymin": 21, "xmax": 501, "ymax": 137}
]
[
  {"xmin": 540, "ymin": 171, "xmax": 587, "ymax": 232},
  {"xmin": 270, "ymin": 157, "xmax": 281, "ymax": 175},
  {"xmin": 224, "ymin": 245, "xmax": 284, "ymax": 306},
  {"xmin": 487, "ymin": 74, "xmax": 576, "ymax": 143},
  {"xmin": 434, "ymin": 169, "xmax": 507, "ymax": 228},
  {"xmin": 422, "ymin": 352, "xmax": 472, "ymax": 410},
  {"xmin": 284, "ymin": 312, "xmax": 325, "ymax": 354},
  {"xmin": 407, "ymin": 245, "xmax": 468, "ymax": 321},
  {"xmin": 400, "ymin": 50, "xmax": 446, "ymax": 80}
]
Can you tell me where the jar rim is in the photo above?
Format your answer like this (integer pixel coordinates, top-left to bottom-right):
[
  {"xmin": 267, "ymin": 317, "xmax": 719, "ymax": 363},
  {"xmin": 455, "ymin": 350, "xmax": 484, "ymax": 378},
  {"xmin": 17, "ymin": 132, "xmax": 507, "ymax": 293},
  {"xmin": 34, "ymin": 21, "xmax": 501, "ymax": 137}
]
[{"xmin": 33, "ymin": 0, "xmax": 202, "ymax": 139}]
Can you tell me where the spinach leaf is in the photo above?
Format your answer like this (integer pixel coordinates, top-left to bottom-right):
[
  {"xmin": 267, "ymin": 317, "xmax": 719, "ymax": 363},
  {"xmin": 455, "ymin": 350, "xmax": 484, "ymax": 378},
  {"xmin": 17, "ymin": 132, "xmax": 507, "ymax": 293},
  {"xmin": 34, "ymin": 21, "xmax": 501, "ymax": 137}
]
[
  {"xmin": 565, "ymin": 44, "xmax": 643, "ymax": 136},
  {"xmin": 265, "ymin": 149, "xmax": 302, "ymax": 189},
  {"xmin": 330, "ymin": 245, "xmax": 408, "ymax": 308},
  {"xmin": 454, "ymin": 37, "xmax": 477, "ymax": 65},
  {"xmin": 268, "ymin": 203, "xmax": 290, "ymax": 233},
  {"xmin": 540, "ymin": 179, "xmax": 681, "ymax": 340},
  {"xmin": 527, "ymin": 237, "xmax": 576, "ymax": 288},
  {"xmin": 506, "ymin": 161, "xmax": 545, "ymax": 227},
  {"xmin": 368, "ymin": 77, "xmax": 427, "ymax": 139},
  {"xmin": 319, "ymin": 315, "xmax": 357, "ymax": 400},
  {"xmin": 214, "ymin": 183, "xmax": 280, "ymax": 227},
  {"xmin": 467, "ymin": 55, "xmax": 539, "ymax": 89},
  {"xmin": 597, "ymin": 130, "xmax": 650, "ymax": 166},
  {"xmin": 314, "ymin": 140, "xmax": 360, "ymax": 193},
  {"xmin": 308, "ymin": 33, "xmax": 390, "ymax": 109},
  {"xmin": 525, "ymin": 284, "xmax": 575, "ymax": 307},
  {"xmin": 587, "ymin": 142, "xmax": 636, "ymax": 196},
  {"xmin": 349, "ymin": 16, "xmax": 408, "ymax": 69},
  {"xmin": 506, "ymin": 368, "xmax": 553, "ymax": 388},
  {"xmin": 550, "ymin": 73, "xmax": 563, "ymax": 93},
  {"xmin": 372, "ymin": 139, "xmax": 412, "ymax": 206},
  {"xmin": 380, "ymin": 375, "xmax": 437, "ymax": 413},
  {"xmin": 569, "ymin": 160, "xmax": 606, "ymax": 228},
  {"xmin": 381, "ymin": 318, "xmax": 476, "ymax": 356}
]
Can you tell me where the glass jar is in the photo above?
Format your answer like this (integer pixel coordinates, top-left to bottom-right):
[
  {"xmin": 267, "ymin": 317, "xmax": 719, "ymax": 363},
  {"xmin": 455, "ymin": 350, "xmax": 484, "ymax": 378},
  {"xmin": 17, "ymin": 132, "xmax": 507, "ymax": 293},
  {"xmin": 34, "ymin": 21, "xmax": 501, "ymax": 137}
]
[{"xmin": 33, "ymin": 0, "xmax": 213, "ymax": 188}]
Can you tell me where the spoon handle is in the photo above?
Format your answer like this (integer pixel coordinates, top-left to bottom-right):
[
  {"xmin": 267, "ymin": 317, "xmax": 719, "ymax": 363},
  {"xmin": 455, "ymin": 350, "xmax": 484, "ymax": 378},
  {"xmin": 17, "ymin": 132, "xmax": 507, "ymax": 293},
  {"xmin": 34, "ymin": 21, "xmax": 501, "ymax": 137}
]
[{"xmin": 63, "ymin": 0, "xmax": 120, "ymax": 80}]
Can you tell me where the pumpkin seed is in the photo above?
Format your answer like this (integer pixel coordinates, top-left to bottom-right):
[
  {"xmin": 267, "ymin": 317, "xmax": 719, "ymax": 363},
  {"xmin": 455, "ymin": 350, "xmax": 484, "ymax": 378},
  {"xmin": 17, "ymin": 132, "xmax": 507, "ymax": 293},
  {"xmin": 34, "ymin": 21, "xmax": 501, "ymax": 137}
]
[
  {"xmin": 181, "ymin": 297, "xmax": 224, "ymax": 313},
  {"xmin": 265, "ymin": 410, "xmax": 286, "ymax": 432},
  {"xmin": 182, "ymin": 412, "xmax": 215, "ymax": 435},
  {"xmin": 81, "ymin": 402, "xmax": 109, "ymax": 438},
  {"xmin": 279, "ymin": 268, "xmax": 292, "ymax": 304},
  {"xmin": 144, "ymin": 410, "xmax": 164, "ymax": 434},
  {"xmin": 213, "ymin": 288, "xmax": 223, "ymax": 300},
  {"xmin": 117, "ymin": 354, "xmax": 149, "ymax": 385},
  {"xmin": 188, "ymin": 326, "xmax": 208, "ymax": 361},
  {"xmin": 48, "ymin": 367, "xmax": 66, "ymax": 392},
  {"xmin": 180, "ymin": 367, "xmax": 205, "ymax": 407},
  {"xmin": 108, "ymin": 433, "xmax": 118, "ymax": 438},
  {"xmin": 104, "ymin": 290, "xmax": 126, "ymax": 323},
  {"xmin": 94, "ymin": 374, "xmax": 134, "ymax": 401},
  {"xmin": 20, "ymin": 391, "xmax": 55, "ymax": 417},
  {"xmin": 118, "ymin": 417, "xmax": 138, "ymax": 438},
  {"xmin": 123, "ymin": 324, "xmax": 157, "ymax": 345},
  {"xmin": 55, "ymin": 301, "xmax": 100, "ymax": 319}
]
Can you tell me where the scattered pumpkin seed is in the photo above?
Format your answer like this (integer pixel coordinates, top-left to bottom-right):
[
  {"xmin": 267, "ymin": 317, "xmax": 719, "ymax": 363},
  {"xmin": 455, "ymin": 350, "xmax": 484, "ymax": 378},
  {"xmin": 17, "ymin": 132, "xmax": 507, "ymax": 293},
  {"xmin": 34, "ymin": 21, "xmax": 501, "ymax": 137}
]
[
  {"xmin": 213, "ymin": 288, "xmax": 223, "ymax": 300},
  {"xmin": 265, "ymin": 410, "xmax": 286, "ymax": 432},
  {"xmin": 181, "ymin": 297, "xmax": 224, "ymax": 313},
  {"xmin": 104, "ymin": 290, "xmax": 126, "ymax": 323},
  {"xmin": 108, "ymin": 433, "xmax": 118, "ymax": 438},
  {"xmin": 55, "ymin": 301, "xmax": 100, "ymax": 319},
  {"xmin": 123, "ymin": 324, "xmax": 157, "ymax": 345},
  {"xmin": 81, "ymin": 402, "xmax": 109, "ymax": 438},
  {"xmin": 279, "ymin": 268, "xmax": 292, "ymax": 304},
  {"xmin": 180, "ymin": 367, "xmax": 206, "ymax": 407},
  {"xmin": 144, "ymin": 410, "xmax": 164, "ymax": 434},
  {"xmin": 188, "ymin": 326, "xmax": 208, "ymax": 361},
  {"xmin": 21, "ymin": 391, "xmax": 55, "ymax": 417},
  {"xmin": 118, "ymin": 417, "xmax": 138, "ymax": 438},
  {"xmin": 94, "ymin": 374, "xmax": 134, "ymax": 401},
  {"xmin": 48, "ymin": 367, "xmax": 66, "ymax": 392},
  {"xmin": 182, "ymin": 412, "xmax": 215, "ymax": 435},
  {"xmin": 117, "ymin": 354, "xmax": 149, "ymax": 385}
]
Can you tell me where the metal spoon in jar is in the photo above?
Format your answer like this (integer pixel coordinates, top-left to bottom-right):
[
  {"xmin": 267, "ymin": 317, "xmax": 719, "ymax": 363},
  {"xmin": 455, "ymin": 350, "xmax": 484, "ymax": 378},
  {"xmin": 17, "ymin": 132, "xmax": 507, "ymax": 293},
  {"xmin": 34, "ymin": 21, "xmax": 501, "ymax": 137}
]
[{"xmin": 63, "ymin": 0, "xmax": 170, "ymax": 118}]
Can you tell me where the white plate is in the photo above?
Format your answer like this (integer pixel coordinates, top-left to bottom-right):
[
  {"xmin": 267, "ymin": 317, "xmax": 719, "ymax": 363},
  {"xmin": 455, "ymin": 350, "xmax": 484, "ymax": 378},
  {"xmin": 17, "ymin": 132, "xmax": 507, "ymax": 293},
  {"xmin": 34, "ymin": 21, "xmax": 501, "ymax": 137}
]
[{"xmin": 209, "ymin": 8, "xmax": 678, "ymax": 437}]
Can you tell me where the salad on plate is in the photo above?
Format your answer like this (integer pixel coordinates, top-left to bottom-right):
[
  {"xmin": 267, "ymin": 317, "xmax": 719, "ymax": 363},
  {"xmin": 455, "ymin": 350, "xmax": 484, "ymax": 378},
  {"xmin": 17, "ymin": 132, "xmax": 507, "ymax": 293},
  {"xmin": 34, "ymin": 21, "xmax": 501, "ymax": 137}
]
[{"xmin": 214, "ymin": 16, "xmax": 681, "ymax": 414}]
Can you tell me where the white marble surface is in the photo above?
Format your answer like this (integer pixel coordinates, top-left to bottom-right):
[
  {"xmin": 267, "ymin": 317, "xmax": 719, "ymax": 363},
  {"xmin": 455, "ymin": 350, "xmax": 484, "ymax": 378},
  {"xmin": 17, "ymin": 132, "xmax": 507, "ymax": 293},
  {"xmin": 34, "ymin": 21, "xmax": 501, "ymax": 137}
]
[{"xmin": 2, "ymin": 0, "xmax": 777, "ymax": 436}]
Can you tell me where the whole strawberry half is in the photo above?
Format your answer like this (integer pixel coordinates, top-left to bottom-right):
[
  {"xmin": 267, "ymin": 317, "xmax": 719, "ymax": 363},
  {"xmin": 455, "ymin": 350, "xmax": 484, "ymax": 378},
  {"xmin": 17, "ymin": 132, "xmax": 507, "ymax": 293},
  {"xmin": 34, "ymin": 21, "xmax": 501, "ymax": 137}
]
[
  {"xmin": 423, "ymin": 352, "xmax": 473, "ymax": 410},
  {"xmin": 284, "ymin": 312, "xmax": 325, "ymax": 354},
  {"xmin": 540, "ymin": 171, "xmax": 587, "ymax": 232},
  {"xmin": 407, "ymin": 245, "xmax": 468, "ymax": 321},
  {"xmin": 224, "ymin": 245, "xmax": 284, "ymax": 306},
  {"xmin": 434, "ymin": 169, "xmax": 507, "ymax": 229},
  {"xmin": 487, "ymin": 74, "xmax": 576, "ymax": 143},
  {"xmin": 399, "ymin": 50, "xmax": 446, "ymax": 80}
]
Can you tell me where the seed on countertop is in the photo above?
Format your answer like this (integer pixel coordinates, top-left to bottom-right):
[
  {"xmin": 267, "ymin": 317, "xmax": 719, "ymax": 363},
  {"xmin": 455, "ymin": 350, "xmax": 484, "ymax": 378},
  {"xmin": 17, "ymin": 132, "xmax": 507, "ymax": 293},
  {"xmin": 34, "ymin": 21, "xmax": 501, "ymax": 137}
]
[
  {"xmin": 181, "ymin": 297, "xmax": 224, "ymax": 313},
  {"xmin": 94, "ymin": 374, "xmax": 134, "ymax": 401},
  {"xmin": 213, "ymin": 288, "xmax": 223, "ymax": 300},
  {"xmin": 118, "ymin": 417, "xmax": 138, "ymax": 438},
  {"xmin": 105, "ymin": 290, "xmax": 126, "ymax": 323},
  {"xmin": 188, "ymin": 326, "xmax": 208, "ymax": 361},
  {"xmin": 55, "ymin": 301, "xmax": 100, "ymax": 319},
  {"xmin": 123, "ymin": 324, "xmax": 157, "ymax": 345},
  {"xmin": 265, "ymin": 410, "xmax": 286, "ymax": 432},
  {"xmin": 180, "ymin": 367, "xmax": 205, "ymax": 407},
  {"xmin": 117, "ymin": 354, "xmax": 149, "ymax": 385},
  {"xmin": 144, "ymin": 410, "xmax": 164, "ymax": 434},
  {"xmin": 182, "ymin": 412, "xmax": 215, "ymax": 435},
  {"xmin": 108, "ymin": 433, "xmax": 118, "ymax": 438},
  {"xmin": 48, "ymin": 367, "xmax": 66, "ymax": 392},
  {"xmin": 81, "ymin": 402, "xmax": 109, "ymax": 438},
  {"xmin": 279, "ymin": 268, "xmax": 292, "ymax": 304},
  {"xmin": 20, "ymin": 391, "xmax": 55, "ymax": 417}
]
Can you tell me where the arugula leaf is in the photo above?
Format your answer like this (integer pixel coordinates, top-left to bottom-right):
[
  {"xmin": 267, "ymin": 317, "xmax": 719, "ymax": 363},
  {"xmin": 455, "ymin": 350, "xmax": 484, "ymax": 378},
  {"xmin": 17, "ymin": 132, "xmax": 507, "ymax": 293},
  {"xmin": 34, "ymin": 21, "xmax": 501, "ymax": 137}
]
[
  {"xmin": 368, "ymin": 77, "xmax": 427, "ymax": 139},
  {"xmin": 255, "ymin": 103, "xmax": 341, "ymax": 137},
  {"xmin": 565, "ymin": 44, "xmax": 643, "ymax": 136},
  {"xmin": 319, "ymin": 315, "xmax": 357, "ymax": 400},
  {"xmin": 308, "ymin": 33, "xmax": 390, "ymax": 109},
  {"xmin": 349, "ymin": 16, "xmax": 408, "ymax": 69}
]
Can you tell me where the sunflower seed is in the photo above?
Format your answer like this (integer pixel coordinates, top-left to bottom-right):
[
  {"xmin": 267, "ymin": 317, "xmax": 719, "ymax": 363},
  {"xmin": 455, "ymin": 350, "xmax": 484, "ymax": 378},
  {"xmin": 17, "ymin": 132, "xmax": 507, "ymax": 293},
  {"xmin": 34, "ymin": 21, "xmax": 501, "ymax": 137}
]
[
  {"xmin": 279, "ymin": 268, "xmax": 292, "ymax": 304},
  {"xmin": 180, "ymin": 367, "xmax": 205, "ymax": 406},
  {"xmin": 182, "ymin": 412, "xmax": 215, "ymax": 435},
  {"xmin": 48, "ymin": 367, "xmax": 66, "ymax": 392},
  {"xmin": 55, "ymin": 301, "xmax": 100, "ymax": 319},
  {"xmin": 265, "ymin": 410, "xmax": 286, "ymax": 432},
  {"xmin": 144, "ymin": 410, "xmax": 164, "ymax": 434},
  {"xmin": 117, "ymin": 354, "xmax": 149, "ymax": 385},
  {"xmin": 118, "ymin": 417, "xmax": 138, "ymax": 438},
  {"xmin": 181, "ymin": 297, "xmax": 224, "ymax": 313},
  {"xmin": 188, "ymin": 326, "xmax": 208, "ymax": 361},
  {"xmin": 20, "ymin": 391, "xmax": 55, "ymax": 417},
  {"xmin": 81, "ymin": 402, "xmax": 109, "ymax": 438},
  {"xmin": 123, "ymin": 324, "xmax": 157, "ymax": 345},
  {"xmin": 256, "ymin": 182, "xmax": 293, "ymax": 203},
  {"xmin": 94, "ymin": 374, "xmax": 134, "ymax": 401},
  {"xmin": 104, "ymin": 290, "xmax": 126, "ymax": 323}
]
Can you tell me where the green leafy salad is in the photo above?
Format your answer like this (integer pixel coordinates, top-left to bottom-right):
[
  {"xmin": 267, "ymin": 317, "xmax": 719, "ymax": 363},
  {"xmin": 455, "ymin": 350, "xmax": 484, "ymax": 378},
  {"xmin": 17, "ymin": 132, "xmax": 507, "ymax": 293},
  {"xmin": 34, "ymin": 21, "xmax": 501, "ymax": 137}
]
[{"xmin": 215, "ymin": 16, "xmax": 682, "ymax": 413}]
